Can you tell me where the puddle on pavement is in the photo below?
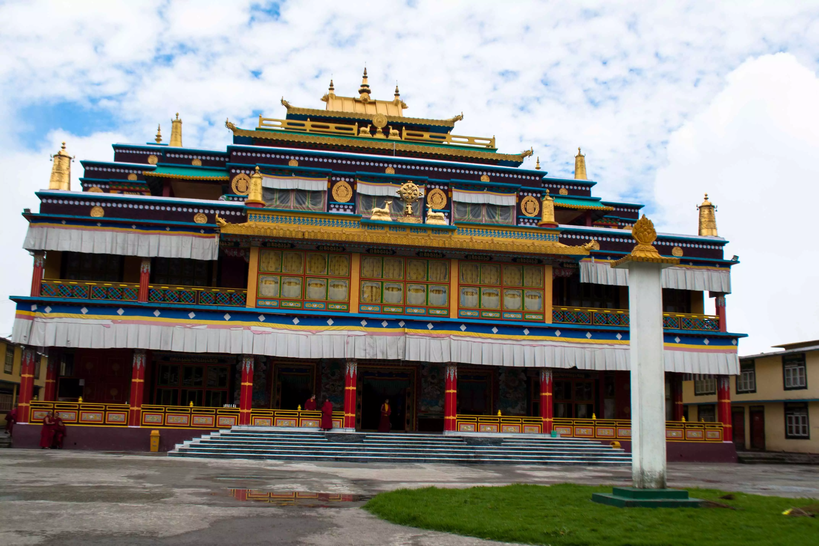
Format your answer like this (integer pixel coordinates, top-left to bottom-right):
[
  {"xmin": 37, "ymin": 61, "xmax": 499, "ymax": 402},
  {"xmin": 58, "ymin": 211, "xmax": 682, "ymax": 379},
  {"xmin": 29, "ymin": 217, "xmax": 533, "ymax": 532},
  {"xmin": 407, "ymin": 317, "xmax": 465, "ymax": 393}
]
[{"xmin": 225, "ymin": 488, "xmax": 370, "ymax": 507}]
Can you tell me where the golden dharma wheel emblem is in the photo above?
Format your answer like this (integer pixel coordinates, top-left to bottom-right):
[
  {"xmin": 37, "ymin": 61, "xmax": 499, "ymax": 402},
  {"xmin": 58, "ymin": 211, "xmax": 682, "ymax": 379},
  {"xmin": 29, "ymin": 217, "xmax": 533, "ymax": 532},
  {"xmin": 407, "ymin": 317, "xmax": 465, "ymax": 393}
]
[
  {"xmin": 385, "ymin": 166, "xmax": 395, "ymax": 174},
  {"xmin": 191, "ymin": 158, "xmax": 202, "ymax": 166},
  {"xmin": 147, "ymin": 155, "xmax": 158, "ymax": 165},
  {"xmin": 427, "ymin": 188, "xmax": 448, "ymax": 210},
  {"xmin": 90, "ymin": 206, "xmax": 104, "ymax": 218},
  {"xmin": 671, "ymin": 246, "xmax": 684, "ymax": 257},
  {"xmin": 288, "ymin": 159, "xmax": 299, "ymax": 167},
  {"xmin": 480, "ymin": 174, "xmax": 490, "ymax": 182},
  {"xmin": 520, "ymin": 195, "xmax": 541, "ymax": 217},
  {"xmin": 332, "ymin": 181, "xmax": 353, "ymax": 203},
  {"xmin": 127, "ymin": 173, "xmax": 138, "ymax": 181},
  {"xmin": 559, "ymin": 187, "xmax": 569, "ymax": 195},
  {"xmin": 193, "ymin": 212, "xmax": 208, "ymax": 224},
  {"xmin": 372, "ymin": 113, "xmax": 388, "ymax": 128},
  {"xmin": 231, "ymin": 173, "xmax": 251, "ymax": 195}
]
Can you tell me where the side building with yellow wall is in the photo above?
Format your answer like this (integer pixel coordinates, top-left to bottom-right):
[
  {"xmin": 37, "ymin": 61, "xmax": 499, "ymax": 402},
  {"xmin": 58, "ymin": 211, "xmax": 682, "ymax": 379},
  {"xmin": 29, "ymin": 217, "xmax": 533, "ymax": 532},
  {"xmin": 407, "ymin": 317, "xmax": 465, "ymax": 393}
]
[
  {"xmin": 683, "ymin": 339, "xmax": 819, "ymax": 454},
  {"xmin": 0, "ymin": 337, "xmax": 47, "ymax": 420}
]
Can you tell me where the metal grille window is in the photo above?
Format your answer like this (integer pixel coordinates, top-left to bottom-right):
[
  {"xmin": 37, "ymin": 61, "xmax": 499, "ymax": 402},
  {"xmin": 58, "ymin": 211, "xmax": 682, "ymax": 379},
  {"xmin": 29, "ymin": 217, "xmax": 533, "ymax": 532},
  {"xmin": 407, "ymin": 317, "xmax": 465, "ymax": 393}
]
[
  {"xmin": 3, "ymin": 346, "xmax": 13, "ymax": 374},
  {"xmin": 737, "ymin": 361, "xmax": 756, "ymax": 393},
  {"xmin": 785, "ymin": 403, "xmax": 809, "ymax": 439},
  {"xmin": 694, "ymin": 376, "xmax": 717, "ymax": 395},
  {"xmin": 783, "ymin": 354, "xmax": 807, "ymax": 390}
]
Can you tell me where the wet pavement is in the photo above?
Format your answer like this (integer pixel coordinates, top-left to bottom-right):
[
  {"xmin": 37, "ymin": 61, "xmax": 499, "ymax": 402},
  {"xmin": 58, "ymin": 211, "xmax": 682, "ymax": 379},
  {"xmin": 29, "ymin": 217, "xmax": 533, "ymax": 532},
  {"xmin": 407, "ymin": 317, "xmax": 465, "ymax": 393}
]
[{"xmin": 1, "ymin": 449, "xmax": 818, "ymax": 545}]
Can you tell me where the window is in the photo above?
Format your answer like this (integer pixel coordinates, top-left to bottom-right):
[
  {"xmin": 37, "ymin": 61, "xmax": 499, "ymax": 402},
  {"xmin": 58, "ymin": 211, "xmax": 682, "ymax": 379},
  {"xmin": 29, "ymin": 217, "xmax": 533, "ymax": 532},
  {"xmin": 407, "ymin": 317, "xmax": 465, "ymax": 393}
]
[
  {"xmin": 694, "ymin": 375, "xmax": 717, "ymax": 395},
  {"xmin": 662, "ymin": 288, "xmax": 692, "ymax": 313},
  {"xmin": 737, "ymin": 361, "xmax": 756, "ymax": 393},
  {"xmin": 783, "ymin": 353, "xmax": 807, "ymax": 390},
  {"xmin": 453, "ymin": 202, "xmax": 514, "ymax": 225},
  {"xmin": 785, "ymin": 403, "xmax": 809, "ymax": 439},
  {"xmin": 553, "ymin": 275, "xmax": 622, "ymax": 308},
  {"xmin": 263, "ymin": 188, "xmax": 326, "ymax": 212},
  {"xmin": 256, "ymin": 250, "xmax": 350, "ymax": 311},
  {"xmin": 458, "ymin": 261, "xmax": 545, "ymax": 321},
  {"xmin": 155, "ymin": 363, "xmax": 229, "ymax": 407},
  {"xmin": 698, "ymin": 404, "xmax": 716, "ymax": 422},
  {"xmin": 152, "ymin": 258, "xmax": 211, "ymax": 287},
  {"xmin": 359, "ymin": 256, "xmax": 449, "ymax": 315},
  {"xmin": 357, "ymin": 194, "xmax": 421, "ymax": 221},
  {"xmin": 3, "ymin": 346, "xmax": 13, "ymax": 374},
  {"xmin": 62, "ymin": 252, "xmax": 124, "ymax": 282}
]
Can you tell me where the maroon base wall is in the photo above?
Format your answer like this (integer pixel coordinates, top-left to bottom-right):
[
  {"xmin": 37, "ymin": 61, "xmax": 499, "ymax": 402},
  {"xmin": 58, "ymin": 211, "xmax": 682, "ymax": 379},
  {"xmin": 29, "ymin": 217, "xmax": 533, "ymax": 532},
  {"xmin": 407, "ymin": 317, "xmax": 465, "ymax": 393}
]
[
  {"xmin": 11, "ymin": 424, "xmax": 212, "ymax": 452},
  {"xmin": 615, "ymin": 440, "xmax": 738, "ymax": 463}
]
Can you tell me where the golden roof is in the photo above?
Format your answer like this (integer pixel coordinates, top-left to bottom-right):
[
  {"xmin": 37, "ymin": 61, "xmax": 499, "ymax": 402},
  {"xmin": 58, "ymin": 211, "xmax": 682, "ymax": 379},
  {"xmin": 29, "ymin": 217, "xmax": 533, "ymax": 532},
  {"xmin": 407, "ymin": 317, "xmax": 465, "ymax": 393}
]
[{"xmin": 319, "ymin": 68, "xmax": 407, "ymax": 117}]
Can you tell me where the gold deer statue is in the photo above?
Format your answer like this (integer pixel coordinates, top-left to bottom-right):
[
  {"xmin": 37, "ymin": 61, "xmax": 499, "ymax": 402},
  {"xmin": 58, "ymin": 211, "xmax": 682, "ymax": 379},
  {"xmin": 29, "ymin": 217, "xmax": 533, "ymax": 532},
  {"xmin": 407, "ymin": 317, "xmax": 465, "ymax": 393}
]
[{"xmin": 370, "ymin": 200, "xmax": 393, "ymax": 222}]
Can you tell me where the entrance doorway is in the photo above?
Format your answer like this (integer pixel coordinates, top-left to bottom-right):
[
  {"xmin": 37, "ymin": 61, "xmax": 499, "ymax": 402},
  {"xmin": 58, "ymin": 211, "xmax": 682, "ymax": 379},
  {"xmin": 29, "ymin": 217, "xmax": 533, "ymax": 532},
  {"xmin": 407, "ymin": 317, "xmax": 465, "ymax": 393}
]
[
  {"xmin": 732, "ymin": 408, "xmax": 746, "ymax": 449},
  {"xmin": 275, "ymin": 364, "xmax": 315, "ymax": 410},
  {"xmin": 357, "ymin": 367, "xmax": 416, "ymax": 432},
  {"xmin": 750, "ymin": 406, "xmax": 765, "ymax": 450}
]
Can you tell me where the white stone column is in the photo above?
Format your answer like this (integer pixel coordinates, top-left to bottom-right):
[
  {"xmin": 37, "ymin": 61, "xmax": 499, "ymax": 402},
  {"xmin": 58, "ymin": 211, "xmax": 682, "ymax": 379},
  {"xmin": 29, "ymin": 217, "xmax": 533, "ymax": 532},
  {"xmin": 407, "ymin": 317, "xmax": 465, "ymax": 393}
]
[{"xmin": 626, "ymin": 261, "xmax": 667, "ymax": 489}]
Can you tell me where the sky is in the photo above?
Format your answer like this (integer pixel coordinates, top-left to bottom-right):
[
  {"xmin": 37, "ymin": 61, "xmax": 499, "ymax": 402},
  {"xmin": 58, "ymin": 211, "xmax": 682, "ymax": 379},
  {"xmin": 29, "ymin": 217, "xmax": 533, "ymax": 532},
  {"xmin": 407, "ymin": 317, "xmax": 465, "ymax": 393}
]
[{"xmin": 1, "ymin": 0, "xmax": 818, "ymax": 355}]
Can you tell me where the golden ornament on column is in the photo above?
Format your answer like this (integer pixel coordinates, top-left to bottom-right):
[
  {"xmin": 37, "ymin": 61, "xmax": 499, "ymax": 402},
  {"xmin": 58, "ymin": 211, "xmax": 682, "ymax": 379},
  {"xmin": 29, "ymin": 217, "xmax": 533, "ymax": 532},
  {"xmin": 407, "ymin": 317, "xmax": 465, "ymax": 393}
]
[
  {"xmin": 332, "ymin": 181, "xmax": 353, "ymax": 203},
  {"xmin": 231, "ymin": 173, "xmax": 251, "ymax": 195}
]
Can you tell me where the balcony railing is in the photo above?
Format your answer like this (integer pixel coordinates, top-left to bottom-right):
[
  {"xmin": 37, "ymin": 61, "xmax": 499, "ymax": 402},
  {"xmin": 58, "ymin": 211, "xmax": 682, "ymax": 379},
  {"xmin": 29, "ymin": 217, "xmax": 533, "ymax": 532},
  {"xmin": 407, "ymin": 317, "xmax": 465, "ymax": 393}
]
[
  {"xmin": 29, "ymin": 401, "xmax": 241, "ymax": 429},
  {"xmin": 552, "ymin": 306, "xmax": 719, "ymax": 332},
  {"xmin": 41, "ymin": 279, "xmax": 139, "ymax": 302},
  {"xmin": 147, "ymin": 285, "xmax": 247, "ymax": 307},
  {"xmin": 454, "ymin": 414, "xmax": 724, "ymax": 442},
  {"xmin": 249, "ymin": 408, "xmax": 345, "ymax": 430}
]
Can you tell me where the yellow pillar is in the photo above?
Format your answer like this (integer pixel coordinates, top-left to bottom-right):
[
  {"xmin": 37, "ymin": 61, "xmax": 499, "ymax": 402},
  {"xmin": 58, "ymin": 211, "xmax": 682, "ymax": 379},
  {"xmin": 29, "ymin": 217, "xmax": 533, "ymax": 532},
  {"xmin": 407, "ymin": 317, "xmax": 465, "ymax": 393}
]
[
  {"xmin": 246, "ymin": 247, "xmax": 260, "ymax": 308},
  {"xmin": 543, "ymin": 264, "xmax": 553, "ymax": 323},
  {"xmin": 349, "ymin": 253, "xmax": 361, "ymax": 312},
  {"xmin": 449, "ymin": 259, "xmax": 459, "ymax": 318}
]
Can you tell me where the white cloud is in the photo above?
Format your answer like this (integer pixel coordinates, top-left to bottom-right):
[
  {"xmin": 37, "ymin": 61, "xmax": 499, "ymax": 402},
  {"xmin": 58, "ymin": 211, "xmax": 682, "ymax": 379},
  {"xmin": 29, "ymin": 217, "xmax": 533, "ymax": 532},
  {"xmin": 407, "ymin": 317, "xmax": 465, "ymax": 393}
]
[{"xmin": 655, "ymin": 53, "xmax": 819, "ymax": 354}]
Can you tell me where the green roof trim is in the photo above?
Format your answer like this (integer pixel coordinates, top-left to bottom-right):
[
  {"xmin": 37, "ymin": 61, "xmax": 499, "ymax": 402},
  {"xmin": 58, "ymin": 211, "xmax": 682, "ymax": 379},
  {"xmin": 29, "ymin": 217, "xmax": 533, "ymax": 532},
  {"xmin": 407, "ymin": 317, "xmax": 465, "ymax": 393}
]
[
  {"xmin": 554, "ymin": 196, "xmax": 614, "ymax": 211},
  {"xmin": 144, "ymin": 166, "xmax": 229, "ymax": 181}
]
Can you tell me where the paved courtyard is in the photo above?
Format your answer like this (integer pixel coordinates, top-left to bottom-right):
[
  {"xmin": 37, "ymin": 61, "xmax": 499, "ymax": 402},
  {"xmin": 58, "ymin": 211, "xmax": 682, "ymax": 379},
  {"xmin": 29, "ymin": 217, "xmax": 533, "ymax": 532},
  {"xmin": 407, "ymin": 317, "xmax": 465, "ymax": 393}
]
[{"xmin": 1, "ymin": 450, "xmax": 818, "ymax": 545}]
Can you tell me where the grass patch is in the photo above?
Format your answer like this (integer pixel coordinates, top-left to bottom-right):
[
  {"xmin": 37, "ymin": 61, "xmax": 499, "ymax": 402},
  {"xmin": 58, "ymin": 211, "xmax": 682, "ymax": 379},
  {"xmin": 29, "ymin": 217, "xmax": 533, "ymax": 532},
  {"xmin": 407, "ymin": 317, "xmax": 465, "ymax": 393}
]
[{"xmin": 364, "ymin": 484, "xmax": 818, "ymax": 546}]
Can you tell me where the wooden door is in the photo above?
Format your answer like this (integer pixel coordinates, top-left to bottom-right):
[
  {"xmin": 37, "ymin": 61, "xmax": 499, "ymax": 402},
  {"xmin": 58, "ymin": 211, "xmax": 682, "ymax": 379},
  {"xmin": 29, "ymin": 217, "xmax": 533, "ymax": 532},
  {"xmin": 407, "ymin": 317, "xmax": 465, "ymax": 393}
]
[
  {"xmin": 731, "ymin": 408, "xmax": 746, "ymax": 449},
  {"xmin": 750, "ymin": 407, "xmax": 765, "ymax": 450}
]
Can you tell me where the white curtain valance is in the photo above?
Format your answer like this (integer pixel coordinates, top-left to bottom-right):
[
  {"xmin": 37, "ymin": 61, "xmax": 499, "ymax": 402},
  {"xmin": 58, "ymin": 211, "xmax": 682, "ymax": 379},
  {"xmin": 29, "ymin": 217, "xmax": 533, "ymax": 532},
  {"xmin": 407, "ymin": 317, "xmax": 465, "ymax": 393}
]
[
  {"xmin": 23, "ymin": 225, "xmax": 219, "ymax": 261},
  {"xmin": 261, "ymin": 175, "xmax": 327, "ymax": 192},
  {"xmin": 356, "ymin": 181, "xmax": 425, "ymax": 197},
  {"xmin": 12, "ymin": 316, "xmax": 738, "ymax": 375},
  {"xmin": 580, "ymin": 260, "xmax": 731, "ymax": 294},
  {"xmin": 452, "ymin": 189, "xmax": 516, "ymax": 207}
]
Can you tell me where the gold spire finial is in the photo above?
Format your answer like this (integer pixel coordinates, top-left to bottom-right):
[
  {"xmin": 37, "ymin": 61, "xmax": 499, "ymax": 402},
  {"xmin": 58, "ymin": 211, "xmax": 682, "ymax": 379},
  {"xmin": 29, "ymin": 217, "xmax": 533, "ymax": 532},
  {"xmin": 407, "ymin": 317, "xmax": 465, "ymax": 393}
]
[
  {"xmin": 169, "ymin": 113, "xmax": 183, "ymax": 147},
  {"xmin": 394, "ymin": 83, "xmax": 400, "ymax": 97},
  {"xmin": 246, "ymin": 166, "xmax": 265, "ymax": 207},
  {"xmin": 359, "ymin": 67, "xmax": 371, "ymax": 101},
  {"xmin": 538, "ymin": 189, "xmax": 557, "ymax": 227},
  {"xmin": 574, "ymin": 147, "xmax": 587, "ymax": 180},
  {"xmin": 49, "ymin": 141, "xmax": 74, "ymax": 191},
  {"xmin": 698, "ymin": 193, "xmax": 718, "ymax": 236},
  {"xmin": 155, "ymin": 124, "xmax": 162, "ymax": 144},
  {"xmin": 611, "ymin": 215, "xmax": 680, "ymax": 267},
  {"xmin": 329, "ymin": 78, "xmax": 335, "ymax": 93},
  {"xmin": 535, "ymin": 156, "xmax": 541, "ymax": 171}
]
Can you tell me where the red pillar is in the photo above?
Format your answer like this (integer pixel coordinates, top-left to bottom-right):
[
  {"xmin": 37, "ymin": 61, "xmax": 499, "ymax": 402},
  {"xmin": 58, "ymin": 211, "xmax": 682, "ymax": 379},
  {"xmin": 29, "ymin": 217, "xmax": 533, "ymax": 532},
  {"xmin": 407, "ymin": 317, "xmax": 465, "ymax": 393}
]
[
  {"xmin": 540, "ymin": 369, "xmax": 553, "ymax": 434},
  {"xmin": 718, "ymin": 375, "xmax": 732, "ymax": 440},
  {"xmin": 672, "ymin": 373, "xmax": 684, "ymax": 421},
  {"xmin": 344, "ymin": 360, "xmax": 357, "ymax": 430},
  {"xmin": 31, "ymin": 251, "xmax": 44, "ymax": 297},
  {"xmin": 43, "ymin": 352, "xmax": 59, "ymax": 401},
  {"xmin": 128, "ymin": 350, "xmax": 147, "ymax": 427},
  {"xmin": 17, "ymin": 347, "xmax": 37, "ymax": 423},
  {"xmin": 138, "ymin": 258, "xmax": 151, "ymax": 303},
  {"xmin": 715, "ymin": 294, "xmax": 727, "ymax": 332},
  {"xmin": 239, "ymin": 355, "xmax": 254, "ymax": 425},
  {"xmin": 444, "ymin": 363, "xmax": 458, "ymax": 432}
]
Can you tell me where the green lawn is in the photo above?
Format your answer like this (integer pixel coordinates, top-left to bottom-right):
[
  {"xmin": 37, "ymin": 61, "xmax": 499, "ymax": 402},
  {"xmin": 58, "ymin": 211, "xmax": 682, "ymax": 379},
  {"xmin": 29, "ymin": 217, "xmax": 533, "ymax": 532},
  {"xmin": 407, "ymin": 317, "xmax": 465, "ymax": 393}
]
[{"xmin": 364, "ymin": 484, "xmax": 818, "ymax": 546}]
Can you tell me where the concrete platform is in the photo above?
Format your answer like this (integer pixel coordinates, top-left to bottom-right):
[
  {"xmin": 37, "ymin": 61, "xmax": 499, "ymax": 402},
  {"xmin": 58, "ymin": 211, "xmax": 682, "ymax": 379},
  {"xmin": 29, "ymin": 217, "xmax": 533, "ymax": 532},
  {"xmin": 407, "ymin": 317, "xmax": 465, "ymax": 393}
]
[{"xmin": 592, "ymin": 487, "xmax": 703, "ymax": 508}]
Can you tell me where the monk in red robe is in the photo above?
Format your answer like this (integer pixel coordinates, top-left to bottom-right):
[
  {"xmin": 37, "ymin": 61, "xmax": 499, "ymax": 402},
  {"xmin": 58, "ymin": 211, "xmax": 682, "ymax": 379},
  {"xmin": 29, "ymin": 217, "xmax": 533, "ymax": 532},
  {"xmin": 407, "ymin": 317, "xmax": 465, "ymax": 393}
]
[
  {"xmin": 4, "ymin": 407, "xmax": 17, "ymax": 436},
  {"xmin": 378, "ymin": 399, "xmax": 392, "ymax": 432},
  {"xmin": 40, "ymin": 412, "xmax": 56, "ymax": 449},
  {"xmin": 52, "ymin": 415, "xmax": 67, "ymax": 449},
  {"xmin": 305, "ymin": 395, "xmax": 317, "ymax": 411},
  {"xmin": 320, "ymin": 397, "xmax": 333, "ymax": 431}
]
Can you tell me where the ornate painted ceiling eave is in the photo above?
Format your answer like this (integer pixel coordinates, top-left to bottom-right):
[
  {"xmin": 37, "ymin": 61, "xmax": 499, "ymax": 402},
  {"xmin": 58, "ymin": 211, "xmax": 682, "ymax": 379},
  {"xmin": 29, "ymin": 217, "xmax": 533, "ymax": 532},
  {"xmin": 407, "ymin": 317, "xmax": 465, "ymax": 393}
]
[
  {"xmin": 216, "ymin": 214, "xmax": 592, "ymax": 257},
  {"xmin": 282, "ymin": 104, "xmax": 461, "ymax": 128},
  {"xmin": 225, "ymin": 123, "xmax": 531, "ymax": 165}
]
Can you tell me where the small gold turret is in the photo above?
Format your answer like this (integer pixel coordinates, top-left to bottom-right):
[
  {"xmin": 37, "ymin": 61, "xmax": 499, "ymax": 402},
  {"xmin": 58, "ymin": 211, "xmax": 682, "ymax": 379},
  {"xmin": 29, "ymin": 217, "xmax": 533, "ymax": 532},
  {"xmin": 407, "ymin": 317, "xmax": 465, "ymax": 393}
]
[
  {"xmin": 49, "ymin": 142, "xmax": 74, "ymax": 191},
  {"xmin": 535, "ymin": 156, "xmax": 541, "ymax": 171},
  {"xmin": 538, "ymin": 190, "xmax": 557, "ymax": 227},
  {"xmin": 697, "ymin": 193, "xmax": 718, "ymax": 236},
  {"xmin": 169, "ymin": 113, "xmax": 183, "ymax": 147},
  {"xmin": 574, "ymin": 147, "xmax": 587, "ymax": 180},
  {"xmin": 394, "ymin": 83, "xmax": 401, "ymax": 103},
  {"xmin": 358, "ymin": 67, "xmax": 371, "ymax": 102},
  {"xmin": 155, "ymin": 124, "xmax": 162, "ymax": 144},
  {"xmin": 328, "ymin": 78, "xmax": 335, "ymax": 96},
  {"xmin": 246, "ymin": 166, "xmax": 265, "ymax": 208}
]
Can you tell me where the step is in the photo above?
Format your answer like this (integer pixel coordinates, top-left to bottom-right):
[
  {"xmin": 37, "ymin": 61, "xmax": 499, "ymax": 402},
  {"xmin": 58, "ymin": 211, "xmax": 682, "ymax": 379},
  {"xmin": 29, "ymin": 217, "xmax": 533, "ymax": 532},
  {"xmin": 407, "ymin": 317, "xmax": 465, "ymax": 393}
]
[{"xmin": 169, "ymin": 452, "xmax": 630, "ymax": 465}]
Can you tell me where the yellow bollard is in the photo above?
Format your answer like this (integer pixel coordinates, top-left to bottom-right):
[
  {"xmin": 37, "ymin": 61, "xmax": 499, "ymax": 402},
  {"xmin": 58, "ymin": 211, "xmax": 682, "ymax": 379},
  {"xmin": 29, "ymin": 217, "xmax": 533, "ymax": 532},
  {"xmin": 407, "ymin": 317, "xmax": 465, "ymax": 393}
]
[{"xmin": 150, "ymin": 430, "xmax": 160, "ymax": 452}]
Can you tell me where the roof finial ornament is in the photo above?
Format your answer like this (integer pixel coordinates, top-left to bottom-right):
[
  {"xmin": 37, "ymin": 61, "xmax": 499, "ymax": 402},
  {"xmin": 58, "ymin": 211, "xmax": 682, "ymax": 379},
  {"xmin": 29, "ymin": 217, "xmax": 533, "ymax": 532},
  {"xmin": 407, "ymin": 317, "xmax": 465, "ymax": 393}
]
[
  {"xmin": 574, "ymin": 147, "xmax": 587, "ymax": 180},
  {"xmin": 538, "ymin": 189, "xmax": 557, "ymax": 227},
  {"xmin": 535, "ymin": 156, "xmax": 541, "ymax": 171},
  {"xmin": 155, "ymin": 124, "xmax": 162, "ymax": 144},
  {"xmin": 359, "ymin": 66, "xmax": 371, "ymax": 101},
  {"xmin": 697, "ymin": 193, "xmax": 718, "ymax": 236},
  {"xmin": 169, "ymin": 113, "xmax": 183, "ymax": 147},
  {"xmin": 49, "ymin": 141, "xmax": 74, "ymax": 191}
]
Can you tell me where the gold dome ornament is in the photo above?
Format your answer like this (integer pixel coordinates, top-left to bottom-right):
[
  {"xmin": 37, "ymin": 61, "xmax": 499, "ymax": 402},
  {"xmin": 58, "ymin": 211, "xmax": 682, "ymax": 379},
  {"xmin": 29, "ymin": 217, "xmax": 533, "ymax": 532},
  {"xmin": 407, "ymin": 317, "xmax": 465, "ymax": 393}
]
[
  {"xmin": 480, "ymin": 174, "xmax": 490, "ymax": 182},
  {"xmin": 191, "ymin": 158, "xmax": 202, "ymax": 166},
  {"xmin": 671, "ymin": 246, "xmax": 684, "ymax": 257},
  {"xmin": 193, "ymin": 213, "xmax": 207, "ymax": 224},
  {"xmin": 90, "ymin": 206, "xmax": 104, "ymax": 218},
  {"xmin": 147, "ymin": 155, "xmax": 159, "ymax": 165},
  {"xmin": 231, "ymin": 173, "xmax": 251, "ymax": 195},
  {"xmin": 288, "ymin": 159, "xmax": 299, "ymax": 167},
  {"xmin": 332, "ymin": 181, "xmax": 353, "ymax": 203},
  {"xmin": 127, "ymin": 173, "xmax": 138, "ymax": 181},
  {"xmin": 384, "ymin": 166, "xmax": 395, "ymax": 174}
]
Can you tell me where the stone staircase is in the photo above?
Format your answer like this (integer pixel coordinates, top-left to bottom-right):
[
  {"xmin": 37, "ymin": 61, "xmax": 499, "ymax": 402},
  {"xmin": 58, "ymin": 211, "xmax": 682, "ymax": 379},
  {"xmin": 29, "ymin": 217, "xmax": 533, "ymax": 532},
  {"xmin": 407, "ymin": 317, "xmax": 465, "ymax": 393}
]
[
  {"xmin": 0, "ymin": 434, "xmax": 11, "ymax": 449},
  {"xmin": 168, "ymin": 428, "xmax": 631, "ymax": 466}
]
